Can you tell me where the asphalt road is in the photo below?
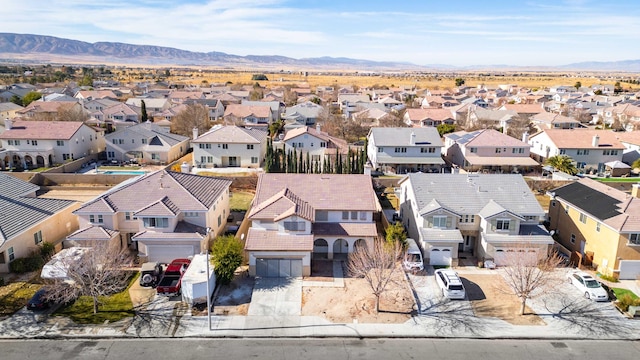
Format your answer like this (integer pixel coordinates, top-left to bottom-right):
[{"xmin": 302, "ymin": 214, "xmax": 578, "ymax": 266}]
[{"xmin": 1, "ymin": 338, "xmax": 639, "ymax": 360}]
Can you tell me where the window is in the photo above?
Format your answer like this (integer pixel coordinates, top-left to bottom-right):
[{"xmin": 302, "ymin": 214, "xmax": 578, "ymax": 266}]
[
  {"xmin": 8, "ymin": 247, "xmax": 14, "ymax": 262},
  {"xmin": 496, "ymin": 219, "xmax": 510, "ymax": 230},
  {"xmin": 284, "ymin": 221, "xmax": 305, "ymax": 231},
  {"xmin": 125, "ymin": 212, "xmax": 132, "ymax": 220},
  {"xmin": 596, "ymin": 222, "xmax": 601, "ymax": 232},
  {"xmin": 222, "ymin": 144, "xmax": 228, "ymax": 149},
  {"xmin": 298, "ymin": 142, "xmax": 303, "ymax": 148},
  {"xmin": 377, "ymin": 147, "xmax": 383, "ymax": 152},
  {"xmin": 316, "ymin": 210, "xmax": 328, "ymax": 221},
  {"xmin": 495, "ymin": 148, "xmax": 502, "ymax": 153},
  {"xmin": 394, "ymin": 147, "xmax": 407, "ymax": 153},
  {"xmin": 107, "ymin": 151, "xmax": 115, "ymax": 158},
  {"xmin": 251, "ymin": 157, "xmax": 258, "ymax": 164},
  {"xmin": 0, "ymin": 252, "xmax": 5, "ymax": 264},
  {"xmin": 577, "ymin": 149, "xmax": 590, "ymax": 155},
  {"xmin": 184, "ymin": 212, "xmax": 198, "ymax": 217},
  {"xmin": 32, "ymin": 140, "xmax": 38, "ymax": 146},
  {"xmin": 603, "ymin": 149, "xmax": 619, "ymax": 156},
  {"xmin": 151, "ymin": 153, "xmax": 159, "ymax": 160},
  {"xmin": 421, "ymin": 147, "xmax": 436, "ymax": 153},
  {"xmin": 200, "ymin": 156, "xmax": 207, "ymax": 163},
  {"xmin": 56, "ymin": 140, "xmax": 64, "ymax": 146},
  {"xmin": 199, "ymin": 144, "xmax": 211, "ymax": 149},
  {"xmin": 360, "ymin": 212, "xmax": 366, "ymax": 220},
  {"xmin": 33, "ymin": 230, "xmax": 43, "ymax": 245},
  {"xmin": 570, "ymin": 234, "xmax": 576, "ymax": 244},
  {"xmin": 207, "ymin": 156, "xmax": 213, "ymax": 163},
  {"xmin": 351, "ymin": 211, "xmax": 358, "ymax": 220},
  {"xmin": 247, "ymin": 144, "xmax": 254, "ymax": 150},
  {"xmin": 469, "ymin": 147, "xmax": 477, "ymax": 153},
  {"xmin": 579, "ymin": 213, "xmax": 587, "ymax": 224},
  {"xmin": 118, "ymin": 139, "xmax": 124, "ymax": 144},
  {"xmin": 559, "ymin": 149, "xmax": 566, "ymax": 155},
  {"xmin": 320, "ymin": 142, "xmax": 327, "ymax": 148},
  {"xmin": 460, "ymin": 214, "xmax": 474, "ymax": 223},
  {"xmin": 433, "ymin": 216, "xmax": 447, "ymax": 228},
  {"xmin": 342, "ymin": 211, "xmax": 349, "ymax": 220},
  {"xmin": 630, "ymin": 233, "xmax": 640, "ymax": 245},
  {"xmin": 143, "ymin": 217, "xmax": 168, "ymax": 228},
  {"xmin": 141, "ymin": 138, "xmax": 147, "ymax": 144},
  {"xmin": 131, "ymin": 139, "xmax": 135, "ymax": 143},
  {"xmin": 89, "ymin": 215, "xmax": 103, "ymax": 224},
  {"xmin": 565, "ymin": 205, "xmax": 570, "ymax": 214}
]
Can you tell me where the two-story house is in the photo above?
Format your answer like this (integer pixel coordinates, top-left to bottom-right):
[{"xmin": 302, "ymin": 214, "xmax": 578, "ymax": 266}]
[
  {"xmin": 0, "ymin": 173, "xmax": 79, "ymax": 273},
  {"xmin": 399, "ymin": 173, "xmax": 553, "ymax": 266},
  {"xmin": 531, "ymin": 112, "xmax": 581, "ymax": 130},
  {"xmin": 367, "ymin": 127, "xmax": 444, "ymax": 174},
  {"xmin": 444, "ymin": 129, "xmax": 539, "ymax": 173},
  {"xmin": 282, "ymin": 101, "xmax": 324, "ymax": 129},
  {"xmin": 0, "ymin": 102, "xmax": 24, "ymax": 120},
  {"xmin": 223, "ymin": 104, "xmax": 273, "ymax": 125},
  {"xmin": 528, "ymin": 129, "xmax": 625, "ymax": 174},
  {"xmin": 69, "ymin": 170, "xmax": 232, "ymax": 263},
  {"xmin": 191, "ymin": 125, "xmax": 268, "ymax": 168},
  {"xmin": 245, "ymin": 173, "xmax": 379, "ymax": 277},
  {"xmin": 0, "ymin": 119, "xmax": 105, "ymax": 170},
  {"xmin": 548, "ymin": 178, "xmax": 640, "ymax": 279},
  {"xmin": 403, "ymin": 108, "xmax": 455, "ymax": 127},
  {"xmin": 104, "ymin": 121, "xmax": 190, "ymax": 165}
]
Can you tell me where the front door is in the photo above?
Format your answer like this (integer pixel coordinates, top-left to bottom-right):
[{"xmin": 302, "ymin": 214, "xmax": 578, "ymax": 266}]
[{"xmin": 228, "ymin": 156, "xmax": 238, "ymax": 167}]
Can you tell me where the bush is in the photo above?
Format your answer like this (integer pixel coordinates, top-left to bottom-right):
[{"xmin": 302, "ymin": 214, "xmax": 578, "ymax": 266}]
[
  {"xmin": 211, "ymin": 235, "xmax": 244, "ymax": 285},
  {"xmin": 9, "ymin": 258, "xmax": 27, "ymax": 273},
  {"xmin": 0, "ymin": 277, "xmax": 4, "ymax": 286},
  {"xmin": 617, "ymin": 294, "xmax": 640, "ymax": 312},
  {"xmin": 40, "ymin": 242, "xmax": 55, "ymax": 261},
  {"xmin": 9, "ymin": 254, "xmax": 46, "ymax": 273},
  {"xmin": 599, "ymin": 274, "xmax": 618, "ymax": 283}
]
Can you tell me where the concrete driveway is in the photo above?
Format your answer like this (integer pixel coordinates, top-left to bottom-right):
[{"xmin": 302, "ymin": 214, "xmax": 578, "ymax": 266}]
[{"xmin": 247, "ymin": 277, "xmax": 302, "ymax": 316}]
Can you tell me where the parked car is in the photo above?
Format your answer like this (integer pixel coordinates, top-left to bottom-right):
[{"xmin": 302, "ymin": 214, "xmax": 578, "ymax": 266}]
[
  {"xmin": 27, "ymin": 288, "xmax": 51, "ymax": 311},
  {"xmin": 435, "ymin": 269, "xmax": 466, "ymax": 300},
  {"xmin": 140, "ymin": 262, "xmax": 163, "ymax": 288},
  {"xmin": 567, "ymin": 271, "xmax": 609, "ymax": 301},
  {"xmin": 403, "ymin": 238, "xmax": 423, "ymax": 272},
  {"xmin": 156, "ymin": 258, "xmax": 191, "ymax": 296}
]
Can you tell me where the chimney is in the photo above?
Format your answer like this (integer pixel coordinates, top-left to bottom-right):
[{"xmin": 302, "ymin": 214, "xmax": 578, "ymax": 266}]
[
  {"xmin": 192, "ymin": 127, "xmax": 199, "ymax": 140},
  {"xmin": 632, "ymin": 183, "xmax": 640, "ymax": 198},
  {"xmin": 522, "ymin": 131, "xmax": 529, "ymax": 143},
  {"xmin": 316, "ymin": 123, "xmax": 321, "ymax": 133},
  {"xmin": 592, "ymin": 134, "xmax": 599, "ymax": 147},
  {"xmin": 410, "ymin": 131, "xmax": 416, "ymax": 146},
  {"xmin": 4, "ymin": 118, "xmax": 12, "ymax": 130}
]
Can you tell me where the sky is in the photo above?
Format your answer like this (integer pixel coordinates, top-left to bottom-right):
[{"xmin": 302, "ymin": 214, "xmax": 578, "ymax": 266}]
[{"xmin": 2, "ymin": 0, "xmax": 640, "ymax": 67}]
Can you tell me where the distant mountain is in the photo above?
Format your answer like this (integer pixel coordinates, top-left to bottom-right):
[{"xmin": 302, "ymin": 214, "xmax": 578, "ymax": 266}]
[
  {"xmin": 0, "ymin": 33, "xmax": 422, "ymax": 70},
  {"xmin": 561, "ymin": 59, "xmax": 640, "ymax": 72}
]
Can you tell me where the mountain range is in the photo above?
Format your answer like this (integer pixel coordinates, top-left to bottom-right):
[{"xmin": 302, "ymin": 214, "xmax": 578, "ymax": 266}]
[{"xmin": 0, "ymin": 33, "xmax": 638, "ymax": 72}]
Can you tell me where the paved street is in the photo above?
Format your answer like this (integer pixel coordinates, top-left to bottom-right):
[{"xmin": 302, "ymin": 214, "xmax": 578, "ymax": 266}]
[{"xmin": 1, "ymin": 338, "xmax": 639, "ymax": 360}]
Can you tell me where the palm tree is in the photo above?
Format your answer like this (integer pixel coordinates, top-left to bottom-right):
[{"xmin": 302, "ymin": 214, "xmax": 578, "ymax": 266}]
[{"xmin": 545, "ymin": 155, "xmax": 578, "ymax": 175}]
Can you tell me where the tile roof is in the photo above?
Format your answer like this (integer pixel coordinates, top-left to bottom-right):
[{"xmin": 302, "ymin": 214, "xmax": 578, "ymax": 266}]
[
  {"xmin": 192, "ymin": 125, "xmax": 267, "ymax": 144},
  {"xmin": 369, "ymin": 127, "xmax": 443, "ymax": 147},
  {"xmin": 405, "ymin": 108, "xmax": 454, "ymax": 122},
  {"xmin": 245, "ymin": 228, "xmax": 314, "ymax": 251},
  {"xmin": 419, "ymin": 228, "xmax": 464, "ymax": 243},
  {"xmin": 312, "ymin": 222, "xmax": 378, "ymax": 237},
  {"xmin": 0, "ymin": 120, "xmax": 85, "ymax": 140},
  {"xmin": 614, "ymin": 131, "xmax": 640, "ymax": 146},
  {"xmin": 75, "ymin": 170, "xmax": 232, "ymax": 214},
  {"xmin": 224, "ymin": 104, "xmax": 271, "ymax": 118},
  {"xmin": 135, "ymin": 197, "xmax": 180, "ymax": 217},
  {"xmin": 532, "ymin": 112, "xmax": 580, "ymax": 124},
  {"xmin": 104, "ymin": 121, "xmax": 189, "ymax": 146},
  {"xmin": 0, "ymin": 174, "xmax": 76, "ymax": 243},
  {"xmin": 66, "ymin": 226, "xmax": 119, "ymax": 241},
  {"xmin": 248, "ymin": 188, "xmax": 315, "ymax": 221},
  {"xmin": 17, "ymin": 101, "xmax": 78, "ymax": 114},
  {"xmin": 501, "ymin": 103, "xmax": 545, "ymax": 114},
  {"xmin": 447, "ymin": 129, "xmax": 529, "ymax": 147},
  {"xmin": 533, "ymin": 129, "xmax": 625, "ymax": 150}
]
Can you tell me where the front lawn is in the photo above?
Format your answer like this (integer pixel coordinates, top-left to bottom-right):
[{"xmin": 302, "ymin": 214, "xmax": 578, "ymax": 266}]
[
  {"xmin": 597, "ymin": 177, "xmax": 640, "ymax": 183},
  {"xmin": 0, "ymin": 282, "xmax": 42, "ymax": 316},
  {"xmin": 54, "ymin": 272, "xmax": 138, "ymax": 324},
  {"xmin": 230, "ymin": 191, "xmax": 254, "ymax": 211},
  {"xmin": 612, "ymin": 288, "xmax": 639, "ymax": 300}
]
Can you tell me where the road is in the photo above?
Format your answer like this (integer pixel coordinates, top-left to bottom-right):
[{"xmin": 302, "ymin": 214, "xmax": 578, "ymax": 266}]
[{"xmin": 1, "ymin": 338, "xmax": 639, "ymax": 360}]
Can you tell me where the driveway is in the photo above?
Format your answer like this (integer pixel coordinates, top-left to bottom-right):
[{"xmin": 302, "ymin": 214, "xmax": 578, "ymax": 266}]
[
  {"xmin": 247, "ymin": 277, "xmax": 302, "ymax": 316},
  {"xmin": 408, "ymin": 267, "xmax": 472, "ymax": 314}
]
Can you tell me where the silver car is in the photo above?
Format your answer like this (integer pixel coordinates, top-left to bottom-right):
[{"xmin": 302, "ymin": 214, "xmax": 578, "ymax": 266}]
[{"xmin": 567, "ymin": 271, "xmax": 609, "ymax": 301}]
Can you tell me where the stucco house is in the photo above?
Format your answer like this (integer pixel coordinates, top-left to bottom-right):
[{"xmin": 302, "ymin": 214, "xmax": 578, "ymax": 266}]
[
  {"xmin": 104, "ymin": 121, "xmax": 190, "ymax": 165},
  {"xmin": 223, "ymin": 104, "xmax": 273, "ymax": 125},
  {"xmin": 191, "ymin": 125, "xmax": 268, "ymax": 168},
  {"xmin": 245, "ymin": 173, "xmax": 379, "ymax": 277},
  {"xmin": 403, "ymin": 108, "xmax": 455, "ymax": 127},
  {"xmin": 0, "ymin": 173, "xmax": 79, "ymax": 273},
  {"xmin": 0, "ymin": 119, "xmax": 105, "ymax": 170},
  {"xmin": 399, "ymin": 173, "xmax": 553, "ymax": 267},
  {"xmin": 70, "ymin": 170, "xmax": 232, "ymax": 263},
  {"xmin": 367, "ymin": 127, "xmax": 444, "ymax": 174},
  {"xmin": 548, "ymin": 178, "xmax": 640, "ymax": 279}
]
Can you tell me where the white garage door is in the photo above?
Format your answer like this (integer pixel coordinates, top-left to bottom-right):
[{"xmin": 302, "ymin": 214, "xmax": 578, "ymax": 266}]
[
  {"xmin": 619, "ymin": 260, "xmax": 640, "ymax": 280},
  {"xmin": 256, "ymin": 258, "xmax": 303, "ymax": 277},
  {"xmin": 147, "ymin": 245, "xmax": 195, "ymax": 263},
  {"xmin": 494, "ymin": 248, "xmax": 538, "ymax": 266},
  {"xmin": 429, "ymin": 247, "xmax": 452, "ymax": 266}
]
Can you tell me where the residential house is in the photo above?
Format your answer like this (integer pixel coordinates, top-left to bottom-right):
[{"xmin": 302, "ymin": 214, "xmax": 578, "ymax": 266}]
[
  {"xmin": 338, "ymin": 93, "xmax": 370, "ymax": 118},
  {"xmin": 0, "ymin": 173, "xmax": 79, "ymax": 273},
  {"xmin": 528, "ymin": 129, "xmax": 625, "ymax": 173},
  {"xmin": 191, "ymin": 125, "xmax": 268, "ymax": 168},
  {"xmin": 599, "ymin": 103, "xmax": 640, "ymax": 130},
  {"xmin": 102, "ymin": 102, "xmax": 140, "ymax": 124},
  {"xmin": 242, "ymin": 100, "xmax": 284, "ymax": 122},
  {"xmin": 245, "ymin": 173, "xmax": 379, "ymax": 277},
  {"xmin": 74, "ymin": 90, "xmax": 118, "ymax": 101},
  {"xmin": 281, "ymin": 126, "xmax": 349, "ymax": 168},
  {"xmin": 104, "ymin": 121, "xmax": 190, "ymax": 165},
  {"xmin": 498, "ymin": 103, "xmax": 545, "ymax": 121},
  {"xmin": 186, "ymin": 98, "xmax": 225, "ymax": 120},
  {"xmin": 16, "ymin": 100, "xmax": 84, "ymax": 120},
  {"xmin": 531, "ymin": 112, "xmax": 581, "ymax": 130},
  {"xmin": 444, "ymin": 129, "xmax": 540, "ymax": 173},
  {"xmin": 125, "ymin": 98, "xmax": 171, "ymax": 114},
  {"xmin": 168, "ymin": 90, "xmax": 205, "ymax": 104},
  {"xmin": 548, "ymin": 178, "xmax": 640, "ymax": 279},
  {"xmin": 282, "ymin": 101, "xmax": 324, "ymax": 129},
  {"xmin": 614, "ymin": 131, "xmax": 640, "ymax": 164},
  {"xmin": 223, "ymin": 104, "xmax": 273, "ymax": 125},
  {"xmin": 399, "ymin": 173, "xmax": 553, "ymax": 266},
  {"xmin": 403, "ymin": 108, "xmax": 455, "ymax": 127},
  {"xmin": 70, "ymin": 170, "xmax": 232, "ymax": 262},
  {"xmin": 351, "ymin": 107, "xmax": 390, "ymax": 127},
  {"xmin": 0, "ymin": 102, "xmax": 24, "ymax": 120},
  {"xmin": 367, "ymin": 127, "xmax": 444, "ymax": 174},
  {"xmin": 0, "ymin": 119, "xmax": 105, "ymax": 170}
]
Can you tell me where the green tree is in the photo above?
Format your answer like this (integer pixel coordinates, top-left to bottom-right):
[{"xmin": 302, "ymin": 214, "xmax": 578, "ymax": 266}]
[
  {"xmin": 79, "ymin": 73, "xmax": 93, "ymax": 87},
  {"xmin": 211, "ymin": 235, "xmax": 244, "ymax": 285},
  {"xmin": 574, "ymin": 81, "xmax": 582, "ymax": 90},
  {"xmin": 436, "ymin": 123, "xmax": 456, "ymax": 136},
  {"xmin": 9, "ymin": 94, "xmax": 22, "ymax": 106},
  {"xmin": 455, "ymin": 78, "xmax": 465, "ymax": 87},
  {"xmin": 385, "ymin": 221, "xmax": 408, "ymax": 249},
  {"xmin": 545, "ymin": 155, "xmax": 578, "ymax": 175},
  {"xmin": 614, "ymin": 81, "xmax": 623, "ymax": 94},
  {"xmin": 22, "ymin": 91, "xmax": 42, "ymax": 106},
  {"xmin": 140, "ymin": 100, "xmax": 149, "ymax": 122}
]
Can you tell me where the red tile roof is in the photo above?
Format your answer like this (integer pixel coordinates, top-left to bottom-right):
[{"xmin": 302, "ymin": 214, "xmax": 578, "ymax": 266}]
[
  {"xmin": 245, "ymin": 228, "xmax": 313, "ymax": 251},
  {"xmin": 0, "ymin": 120, "xmax": 84, "ymax": 140}
]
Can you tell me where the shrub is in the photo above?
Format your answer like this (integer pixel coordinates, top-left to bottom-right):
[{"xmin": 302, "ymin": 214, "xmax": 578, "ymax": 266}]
[
  {"xmin": 9, "ymin": 258, "xmax": 27, "ymax": 273},
  {"xmin": 40, "ymin": 242, "xmax": 55, "ymax": 261},
  {"xmin": 617, "ymin": 294, "xmax": 640, "ymax": 312},
  {"xmin": 599, "ymin": 274, "xmax": 618, "ymax": 283},
  {"xmin": 211, "ymin": 235, "xmax": 244, "ymax": 285},
  {"xmin": 0, "ymin": 277, "xmax": 4, "ymax": 286}
]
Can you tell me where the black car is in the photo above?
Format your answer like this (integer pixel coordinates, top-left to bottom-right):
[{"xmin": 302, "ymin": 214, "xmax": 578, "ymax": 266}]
[
  {"xmin": 140, "ymin": 262, "xmax": 163, "ymax": 287},
  {"xmin": 27, "ymin": 288, "xmax": 51, "ymax": 311}
]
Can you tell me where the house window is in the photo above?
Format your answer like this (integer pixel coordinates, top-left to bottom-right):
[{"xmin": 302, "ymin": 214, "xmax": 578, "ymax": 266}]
[
  {"xmin": 33, "ymin": 230, "xmax": 43, "ymax": 245},
  {"xmin": 200, "ymin": 156, "xmax": 207, "ymax": 163},
  {"xmin": 32, "ymin": 140, "xmax": 38, "ymax": 146},
  {"xmin": 218, "ymin": 215, "xmax": 222, "ymax": 227},
  {"xmin": 56, "ymin": 140, "xmax": 64, "ymax": 146},
  {"xmin": 359, "ymin": 212, "xmax": 366, "ymax": 220},
  {"xmin": 596, "ymin": 222, "xmax": 601, "ymax": 232},
  {"xmin": 495, "ymin": 148, "xmax": 502, "ymax": 153},
  {"xmin": 118, "ymin": 139, "xmax": 124, "ymax": 144},
  {"xmin": 199, "ymin": 144, "xmax": 211, "ymax": 149},
  {"xmin": 0, "ymin": 252, "xmax": 5, "ymax": 264},
  {"xmin": 207, "ymin": 156, "xmax": 213, "ymax": 163},
  {"xmin": 378, "ymin": 147, "xmax": 383, "ymax": 152},
  {"xmin": 469, "ymin": 147, "xmax": 477, "ymax": 153},
  {"xmin": 284, "ymin": 221, "xmax": 305, "ymax": 231},
  {"xmin": 247, "ymin": 144, "xmax": 254, "ymax": 150},
  {"xmin": 570, "ymin": 234, "xmax": 576, "ymax": 244},
  {"xmin": 629, "ymin": 233, "xmax": 640, "ymax": 245},
  {"xmin": 143, "ymin": 217, "xmax": 168, "ymax": 228},
  {"xmin": 421, "ymin": 147, "xmax": 436, "ymax": 153},
  {"xmin": 577, "ymin": 149, "xmax": 589, "ymax": 155},
  {"xmin": 142, "ymin": 138, "xmax": 147, "ymax": 144},
  {"xmin": 89, "ymin": 215, "xmax": 103, "ymax": 224},
  {"xmin": 579, "ymin": 213, "xmax": 587, "ymax": 224},
  {"xmin": 351, "ymin": 211, "xmax": 358, "ymax": 220},
  {"xmin": 132, "ymin": 139, "xmax": 135, "ymax": 143},
  {"xmin": 298, "ymin": 142, "xmax": 303, "ymax": 148},
  {"xmin": 222, "ymin": 144, "xmax": 228, "ymax": 149},
  {"xmin": 460, "ymin": 214, "xmax": 474, "ymax": 223},
  {"xmin": 151, "ymin": 153, "xmax": 159, "ymax": 160},
  {"xmin": 559, "ymin": 149, "xmax": 566, "ymax": 155},
  {"xmin": 342, "ymin": 211, "xmax": 349, "ymax": 220},
  {"xmin": 394, "ymin": 147, "xmax": 407, "ymax": 153},
  {"xmin": 125, "ymin": 212, "xmax": 131, "ymax": 220},
  {"xmin": 8, "ymin": 247, "xmax": 14, "ymax": 262},
  {"xmin": 565, "ymin": 205, "xmax": 570, "ymax": 214},
  {"xmin": 251, "ymin": 157, "xmax": 258, "ymax": 164},
  {"xmin": 496, "ymin": 219, "xmax": 510, "ymax": 231},
  {"xmin": 320, "ymin": 142, "xmax": 327, "ymax": 148},
  {"xmin": 184, "ymin": 212, "xmax": 198, "ymax": 217},
  {"xmin": 433, "ymin": 216, "xmax": 447, "ymax": 228},
  {"xmin": 316, "ymin": 210, "xmax": 328, "ymax": 221}
]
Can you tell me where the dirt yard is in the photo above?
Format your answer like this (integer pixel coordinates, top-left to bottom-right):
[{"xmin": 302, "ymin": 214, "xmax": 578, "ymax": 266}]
[
  {"xmin": 301, "ymin": 261, "xmax": 415, "ymax": 324},
  {"xmin": 462, "ymin": 273, "xmax": 545, "ymax": 326},
  {"xmin": 211, "ymin": 268, "xmax": 254, "ymax": 316}
]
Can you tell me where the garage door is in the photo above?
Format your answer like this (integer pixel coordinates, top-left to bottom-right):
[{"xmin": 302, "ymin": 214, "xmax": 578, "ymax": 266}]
[
  {"xmin": 256, "ymin": 258, "xmax": 303, "ymax": 277},
  {"xmin": 429, "ymin": 247, "xmax": 452, "ymax": 266},
  {"xmin": 619, "ymin": 260, "xmax": 640, "ymax": 280},
  {"xmin": 147, "ymin": 245, "xmax": 195, "ymax": 263},
  {"xmin": 494, "ymin": 248, "xmax": 538, "ymax": 266}
]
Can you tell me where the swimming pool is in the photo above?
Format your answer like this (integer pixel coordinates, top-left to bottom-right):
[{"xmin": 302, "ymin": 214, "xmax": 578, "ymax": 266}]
[{"xmin": 101, "ymin": 170, "xmax": 146, "ymax": 175}]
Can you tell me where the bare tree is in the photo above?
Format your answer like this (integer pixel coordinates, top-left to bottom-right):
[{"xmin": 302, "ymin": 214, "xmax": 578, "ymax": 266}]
[
  {"xmin": 346, "ymin": 239, "xmax": 402, "ymax": 313},
  {"xmin": 44, "ymin": 242, "xmax": 134, "ymax": 314},
  {"xmin": 500, "ymin": 245, "xmax": 565, "ymax": 315},
  {"xmin": 170, "ymin": 103, "xmax": 211, "ymax": 138},
  {"xmin": 57, "ymin": 104, "xmax": 89, "ymax": 122},
  {"xmin": 378, "ymin": 109, "xmax": 408, "ymax": 128},
  {"xmin": 505, "ymin": 114, "xmax": 534, "ymax": 140}
]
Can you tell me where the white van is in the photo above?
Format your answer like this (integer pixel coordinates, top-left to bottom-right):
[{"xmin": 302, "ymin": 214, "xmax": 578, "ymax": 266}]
[{"xmin": 403, "ymin": 238, "xmax": 424, "ymax": 271}]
